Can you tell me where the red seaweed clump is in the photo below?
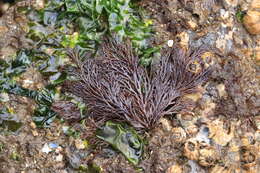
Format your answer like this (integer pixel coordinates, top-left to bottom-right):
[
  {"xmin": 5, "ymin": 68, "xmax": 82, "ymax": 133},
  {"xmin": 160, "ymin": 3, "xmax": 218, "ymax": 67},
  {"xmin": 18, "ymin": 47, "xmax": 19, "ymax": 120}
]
[{"xmin": 62, "ymin": 39, "xmax": 211, "ymax": 130}]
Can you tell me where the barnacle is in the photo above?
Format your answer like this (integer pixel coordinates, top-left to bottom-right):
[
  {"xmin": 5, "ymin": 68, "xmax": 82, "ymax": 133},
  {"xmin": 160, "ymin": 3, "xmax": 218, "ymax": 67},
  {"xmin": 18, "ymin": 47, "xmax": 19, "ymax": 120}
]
[
  {"xmin": 166, "ymin": 164, "xmax": 183, "ymax": 173},
  {"xmin": 184, "ymin": 138, "xmax": 199, "ymax": 160},
  {"xmin": 243, "ymin": 0, "xmax": 260, "ymax": 35},
  {"xmin": 240, "ymin": 145, "xmax": 258, "ymax": 170},
  {"xmin": 171, "ymin": 127, "xmax": 187, "ymax": 143},
  {"xmin": 198, "ymin": 142, "xmax": 218, "ymax": 167},
  {"xmin": 63, "ymin": 38, "xmax": 211, "ymax": 130},
  {"xmin": 184, "ymin": 138, "xmax": 218, "ymax": 167}
]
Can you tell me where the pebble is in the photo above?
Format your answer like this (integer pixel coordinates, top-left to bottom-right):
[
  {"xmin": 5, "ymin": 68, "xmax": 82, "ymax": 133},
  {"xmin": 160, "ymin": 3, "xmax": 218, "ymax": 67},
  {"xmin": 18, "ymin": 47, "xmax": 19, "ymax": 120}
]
[
  {"xmin": 216, "ymin": 84, "xmax": 226, "ymax": 98},
  {"xmin": 55, "ymin": 146, "xmax": 63, "ymax": 153},
  {"xmin": 187, "ymin": 20, "xmax": 198, "ymax": 30},
  {"xmin": 33, "ymin": 0, "xmax": 45, "ymax": 9},
  {"xmin": 167, "ymin": 40, "xmax": 174, "ymax": 47},
  {"xmin": 49, "ymin": 143, "xmax": 59, "ymax": 149},
  {"xmin": 41, "ymin": 143, "xmax": 59, "ymax": 154},
  {"xmin": 41, "ymin": 143, "xmax": 52, "ymax": 154},
  {"xmin": 56, "ymin": 154, "xmax": 63, "ymax": 162},
  {"xmin": 30, "ymin": 122, "xmax": 37, "ymax": 129},
  {"xmin": 220, "ymin": 9, "xmax": 229, "ymax": 20}
]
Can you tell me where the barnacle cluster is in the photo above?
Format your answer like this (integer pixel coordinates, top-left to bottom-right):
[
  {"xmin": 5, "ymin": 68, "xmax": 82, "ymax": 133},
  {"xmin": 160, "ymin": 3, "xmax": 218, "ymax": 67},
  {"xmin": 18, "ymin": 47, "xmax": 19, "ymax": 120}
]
[
  {"xmin": 63, "ymin": 39, "xmax": 211, "ymax": 130},
  {"xmin": 184, "ymin": 138, "xmax": 219, "ymax": 167}
]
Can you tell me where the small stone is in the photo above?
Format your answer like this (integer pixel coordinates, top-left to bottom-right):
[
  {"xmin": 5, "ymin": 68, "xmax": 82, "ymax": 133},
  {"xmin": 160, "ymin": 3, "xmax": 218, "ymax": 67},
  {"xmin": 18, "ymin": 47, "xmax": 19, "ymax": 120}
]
[
  {"xmin": 55, "ymin": 146, "xmax": 63, "ymax": 153},
  {"xmin": 41, "ymin": 143, "xmax": 59, "ymax": 154},
  {"xmin": 33, "ymin": 0, "xmax": 45, "ymax": 9},
  {"xmin": 216, "ymin": 84, "xmax": 226, "ymax": 98},
  {"xmin": 30, "ymin": 122, "xmax": 37, "ymax": 129},
  {"xmin": 56, "ymin": 154, "xmax": 63, "ymax": 162},
  {"xmin": 62, "ymin": 126, "xmax": 70, "ymax": 134},
  {"xmin": 220, "ymin": 9, "xmax": 229, "ymax": 20},
  {"xmin": 167, "ymin": 40, "xmax": 174, "ymax": 47},
  {"xmin": 41, "ymin": 143, "xmax": 52, "ymax": 154},
  {"xmin": 1, "ymin": 3, "xmax": 10, "ymax": 12},
  {"xmin": 187, "ymin": 20, "xmax": 198, "ymax": 30},
  {"xmin": 49, "ymin": 143, "xmax": 59, "ymax": 149}
]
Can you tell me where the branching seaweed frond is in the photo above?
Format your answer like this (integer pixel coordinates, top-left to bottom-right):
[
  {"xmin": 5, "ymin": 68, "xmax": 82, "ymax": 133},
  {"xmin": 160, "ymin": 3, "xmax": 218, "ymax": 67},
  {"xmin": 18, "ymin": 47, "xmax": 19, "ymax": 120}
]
[{"xmin": 63, "ymin": 39, "xmax": 211, "ymax": 130}]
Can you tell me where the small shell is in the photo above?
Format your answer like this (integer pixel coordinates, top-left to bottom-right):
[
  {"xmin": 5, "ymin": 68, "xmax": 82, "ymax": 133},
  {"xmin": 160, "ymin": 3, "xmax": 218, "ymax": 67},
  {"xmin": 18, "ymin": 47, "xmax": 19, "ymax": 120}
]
[{"xmin": 243, "ymin": 0, "xmax": 260, "ymax": 35}]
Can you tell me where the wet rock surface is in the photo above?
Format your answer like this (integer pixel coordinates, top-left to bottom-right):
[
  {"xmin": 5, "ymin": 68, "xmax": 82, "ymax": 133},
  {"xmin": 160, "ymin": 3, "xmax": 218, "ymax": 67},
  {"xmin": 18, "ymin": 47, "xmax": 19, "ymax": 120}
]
[{"xmin": 0, "ymin": 0, "xmax": 260, "ymax": 173}]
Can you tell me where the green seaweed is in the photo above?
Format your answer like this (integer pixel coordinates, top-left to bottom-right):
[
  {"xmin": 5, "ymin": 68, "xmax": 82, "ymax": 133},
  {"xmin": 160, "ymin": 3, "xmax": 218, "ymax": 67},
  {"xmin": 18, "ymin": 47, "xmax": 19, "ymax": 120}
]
[
  {"xmin": 0, "ymin": 50, "xmax": 57, "ymax": 127},
  {"xmin": 96, "ymin": 121, "xmax": 143, "ymax": 165},
  {"xmin": 236, "ymin": 8, "xmax": 246, "ymax": 23},
  {"xmin": 28, "ymin": 0, "xmax": 158, "ymax": 61},
  {"xmin": 10, "ymin": 151, "xmax": 20, "ymax": 161}
]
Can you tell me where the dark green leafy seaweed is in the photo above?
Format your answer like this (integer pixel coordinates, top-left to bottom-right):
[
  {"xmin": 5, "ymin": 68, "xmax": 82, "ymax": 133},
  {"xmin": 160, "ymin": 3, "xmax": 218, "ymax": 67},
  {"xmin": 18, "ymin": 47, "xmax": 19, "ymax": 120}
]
[{"xmin": 0, "ymin": 50, "xmax": 57, "ymax": 127}]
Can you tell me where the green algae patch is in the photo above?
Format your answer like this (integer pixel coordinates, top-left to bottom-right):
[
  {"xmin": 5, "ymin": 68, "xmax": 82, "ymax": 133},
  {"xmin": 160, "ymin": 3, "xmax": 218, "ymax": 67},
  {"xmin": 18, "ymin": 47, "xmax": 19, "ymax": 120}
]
[{"xmin": 96, "ymin": 121, "xmax": 143, "ymax": 165}]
